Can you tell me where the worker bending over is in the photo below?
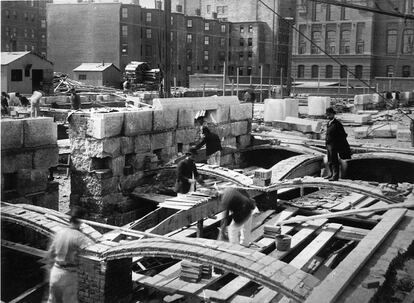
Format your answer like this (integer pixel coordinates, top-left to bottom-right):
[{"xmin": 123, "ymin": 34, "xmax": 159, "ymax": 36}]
[{"xmin": 195, "ymin": 126, "xmax": 223, "ymax": 166}]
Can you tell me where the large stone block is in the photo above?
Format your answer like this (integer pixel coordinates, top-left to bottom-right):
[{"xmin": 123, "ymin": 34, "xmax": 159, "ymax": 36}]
[
  {"xmin": 23, "ymin": 117, "xmax": 57, "ymax": 148},
  {"xmin": 210, "ymin": 106, "xmax": 230, "ymax": 124},
  {"xmin": 109, "ymin": 156, "xmax": 126, "ymax": 176},
  {"xmin": 87, "ymin": 138, "xmax": 121, "ymax": 158},
  {"xmin": 178, "ymin": 109, "xmax": 195, "ymax": 128},
  {"xmin": 123, "ymin": 110, "xmax": 153, "ymax": 136},
  {"xmin": 120, "ymin": 136, "xmax": 135, "ymax": 154},
  {"xmin": 175, "ymin": 129, "xmax": 197, "ymax": 144},
  {"xmin": 16, "ymin": 168, "xmax": 48, "ymax": 195},
  {"xmin": 1, "ymin": 119, "xmax": 24, "ymax": 150},
  {"xmin": 33, "ymin": 145, "xmax": 59, "ymax": 169},
  {"xmin": 151, "ymin": 132, "xmax": 174, "ymax": 150},
  {"xmin": 134, "ymin": 135, "xmax": 151, "ymax": 153},
  {"xmin": 353, "ymin": 126, "xmax": 369, "ymax": 139},
  {"xmin": 230, "ymin": 103, "xmax": 253, "ymax": 121},
  {"xmin": 337, "ymin": 113, "xmax": 372, "ymax": 125},
  {"xmin": 285, "ymin": 117, "xmax": 322, "ymax": 133},
  {"xmin": 237, "ymin": 134, "xmax": 252, "ymax": 149},
  {"xmin": 372, "ymin": 124, "xmax": 397, "ymax": 138},
  {"xmin": 307, "ymin": 96, "xmax": 331, "ymax": 116},
  {"xmin": 153, "ymin": 109, "xmax": 178, "ymax": 131},
  {"xmin": 87, "ymin": 112, "xmax": 124, "ymax": 139},
  {"xmin": 1, "ymin": 152, "xmax": 32, "ymax": 174},
  {"xmin": 230, "ymin": 121, "xmax": 248, "ymax": 136},
  {"xmin": 216, "ymin": 124, "xmax": 232, "ymax": 138},
  {"xmin": 153, "ymin": 96, "xmax": 239, "ymax": 111},
  {"xmin": 397, "ymin": 128, "xmax": 411, "ymax": 142},
  {"xmin": 222, "ymin": 137, "xmax": 236, "ymax": 148}
]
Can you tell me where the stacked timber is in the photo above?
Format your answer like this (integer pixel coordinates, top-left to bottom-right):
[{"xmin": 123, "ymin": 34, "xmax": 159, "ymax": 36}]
[{"xmin": 180, "ymin": 261, "xmax": 203, "ymax": 283}]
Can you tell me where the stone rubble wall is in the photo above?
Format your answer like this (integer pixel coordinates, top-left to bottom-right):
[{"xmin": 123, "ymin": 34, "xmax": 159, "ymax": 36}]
[
  {"xmin": 69, "ymin": 96, "xmax": 253, "ymax": 224},
  {"xmin": 1, "ymin": 117, "xmax": 59, "ymax": 209}
]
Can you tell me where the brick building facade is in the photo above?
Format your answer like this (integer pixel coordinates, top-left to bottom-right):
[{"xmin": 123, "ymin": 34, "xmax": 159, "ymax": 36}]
[{"xmin": 1, "ymin": 0, "xmax": 50, "ymax": 56}]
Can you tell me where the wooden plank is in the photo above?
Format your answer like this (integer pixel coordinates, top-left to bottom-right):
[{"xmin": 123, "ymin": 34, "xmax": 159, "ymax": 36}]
[
  {"xmin": 331, "ymin": 193, "xmax": 366, "ymax": 212},
  {"xmin": 355, "ymin": 201, "xmax": 388, "ymax": 219},
  {"xmin": 2, "ymin": 240, "xmax": 47, "ymax": 258},
  {"xmin": 354, "ymin": 197, "xmax": 378, "ymax": 209},
  {"xmin": 305, "ymin": 209, "xmax": 407, "ymax": 303},
  {"xmin": 9, "ymin": 282, "xmax": 47, "ymax": 303}
]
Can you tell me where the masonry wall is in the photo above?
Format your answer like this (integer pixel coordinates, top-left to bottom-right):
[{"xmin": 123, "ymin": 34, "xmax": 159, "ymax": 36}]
[
  {"xmin": 1, "ymin": 117, "xmax": 59, "ymax": 210},
  {"xmin": 68, "ymin": 96, "xmax": 252, "ymax": 224}
]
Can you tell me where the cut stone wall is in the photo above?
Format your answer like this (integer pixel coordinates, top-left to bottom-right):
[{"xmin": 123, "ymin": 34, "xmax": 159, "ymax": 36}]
[
  {"xmin": 1, "ymin": 118, "xmax": 59, "ymax": 210},
  {"xmin": 69, "ymin": 97, "xmax": 253, "ymax": 224}
]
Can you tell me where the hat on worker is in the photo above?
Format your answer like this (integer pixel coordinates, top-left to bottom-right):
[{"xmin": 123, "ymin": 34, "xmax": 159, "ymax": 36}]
[
  {"xmin": 185, "ymin": 147, "xmax": 198, "ymax": 156},
  {"xmin": 326, "ymin": 107, "xmax": 336, "ymax": 115}
]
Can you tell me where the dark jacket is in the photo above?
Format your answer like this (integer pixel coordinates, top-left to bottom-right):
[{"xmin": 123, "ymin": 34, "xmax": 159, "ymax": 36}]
[
  {"xmin": 326, "ymin": 118, "xmax": 351, "ymax": 159},
  {"xmin": 71, "ymin": 93, "xmax": 81, "ymax": 110},
  {"xmin": 174, "ymin": 157, "xmax": 199, "ymax": 194},
  {"xmin": 195, "ymin": 132, "xmax": 222, "ymax": 156},
  {"xmin": 221, "ymin": 188, "xmax": 255, "ymax": 224}
]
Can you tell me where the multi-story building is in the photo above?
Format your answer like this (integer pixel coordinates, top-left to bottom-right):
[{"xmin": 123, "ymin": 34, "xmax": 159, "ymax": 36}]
[
  {"xmin": 1, "ymin": 0, "xmax": 50, "ymax": 56},
  {"xmin": 292, "ymin": 0, "xmax": 414, "ymax": 90}
]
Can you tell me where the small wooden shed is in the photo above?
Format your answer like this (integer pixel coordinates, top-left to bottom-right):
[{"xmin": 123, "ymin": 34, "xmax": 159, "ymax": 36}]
[{"xmin": 73, "ymin": 63, "xmax": 121, "ymax": 88}]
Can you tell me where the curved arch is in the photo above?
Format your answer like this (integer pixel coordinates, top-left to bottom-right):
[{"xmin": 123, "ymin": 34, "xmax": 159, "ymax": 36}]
[
  {"xmin": 270, "ymin": 154, "xmax": 324, "ymax": 181},
  {"xmin": 100, "ymin": 238, "xmax": 318, "ymax": 302}
]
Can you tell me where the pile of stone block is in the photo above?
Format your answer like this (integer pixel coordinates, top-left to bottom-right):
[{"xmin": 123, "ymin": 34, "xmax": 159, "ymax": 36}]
[
  {"xmin": 1, "ymin": 117, "xmax": 59, "ymax": 209},
  {"xmin": 69, "ymin": 96, "xmax": 253, "ymax": 224},
  {"xmin": 353, "ymin": 124, "xmax": 398, "ymax": 139}
]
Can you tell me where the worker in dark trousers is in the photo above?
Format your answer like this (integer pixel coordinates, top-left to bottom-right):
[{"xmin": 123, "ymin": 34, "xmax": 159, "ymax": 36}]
[
  {"xmin": 325, "ymin": 107, "xmax": 351, "ymax": 181},
  {"xmin": 174, "ymin": 148, "xmax": 205, "ymax": 196},
  {"xmin": 70, "ymin": 88, "xmax": 81, "ymax": 110},
  {"xmin": 410, "ymin": 119, "xmax": 414, "ymax": 148},
  {"xmin": 195, "ymin": 126, "xmax": 223, "ymax": 166}
]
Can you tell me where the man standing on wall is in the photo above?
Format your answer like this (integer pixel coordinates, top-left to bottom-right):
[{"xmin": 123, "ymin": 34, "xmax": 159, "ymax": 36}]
[
  {"xmin": 46, "ymin": 207, "xmax": 94, "ymax": 303},
  {"xmin": 70, "ymin": 88, "xmax": 81, "ymax": 110},
  {"xmin": 325, "ymin": 107, "xmax": 351, "ymax": 181},
  {"xmin": 194, "ymin": 126, "xmax": 223, "ymax": 166},
  {"xmin": 174, "ymin": 148, "xmax": 205, "ymax": 196}
]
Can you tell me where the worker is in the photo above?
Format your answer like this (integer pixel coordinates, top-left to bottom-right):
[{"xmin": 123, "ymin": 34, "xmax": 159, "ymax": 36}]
[
  {"xmin": 8, "ymin": 92, "xmax": 22, "ymax": 106},
  {"xmin": 219, "ymin": 188, "xmax": 257, "ymax": 247},
  {"xmin": 70, "ymin": 88, "xmax": 81, "ymax": 110},
  {"xmin": 1, "ymin": 92, "xmax": 9, "ymax": 115},
  {"xmin": 410, "ymin": 118, "xmax": 414, "ymax": 148},
  {"xmin": 30, "ymin": 90, "xmax": 43, "ymax": 117},
  {"xmin": 45, "ymin": 207, "xmax": 94, "ymax": 303},
  {"xmin": 174, "ymin": 147, "xmax": 205, "ymax": 196},
  {"xmin": 325, "ymin": 107, "xmax": 351, "ymax": 181},
  {"xmin": 123, "ymin": 79, "xmax": 131, "ymax": 93},
  {"xmin": 194, "ymin": 126, "xmax": 223, "ymax": 166}
]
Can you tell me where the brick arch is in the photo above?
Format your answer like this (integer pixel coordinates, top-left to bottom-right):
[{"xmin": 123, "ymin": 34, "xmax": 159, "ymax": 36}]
[
  {"xmin": 242, "ymin": 143, "xmax": 325, "ymax": 156},
  {"xmin": 101, "ymin": 238, "xmax": 318, "ymax": 302}
]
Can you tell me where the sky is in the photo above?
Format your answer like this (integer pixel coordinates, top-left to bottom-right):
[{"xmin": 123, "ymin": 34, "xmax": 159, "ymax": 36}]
[{"xmin": 51, "ymin": 0, "xmax": 157, "ymax": 8}]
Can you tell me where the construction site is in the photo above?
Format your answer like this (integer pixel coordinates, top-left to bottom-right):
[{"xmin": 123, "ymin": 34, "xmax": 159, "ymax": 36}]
[{"xmin": 2, "ymin": 0, "xmax": 414, "ymax": 303}]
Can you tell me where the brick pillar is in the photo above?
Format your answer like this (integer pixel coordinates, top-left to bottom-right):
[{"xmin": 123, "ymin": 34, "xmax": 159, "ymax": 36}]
[{"xmin": 79, "ymin": 250, "xmax": 132, "ymax": 303}]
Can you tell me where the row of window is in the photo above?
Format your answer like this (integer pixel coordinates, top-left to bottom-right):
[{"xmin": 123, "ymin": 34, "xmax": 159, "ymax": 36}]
[
  {"xmin": 297, "ymin": 65, "xmax": 412, "ymax": 78},
  {"xmin": 5, "ymin": 43, "xmax": 36, "ymax": 53},
  {"xmin": 387, "ymin": 29, "xmax": 414, "ymax": 54},
  {"xmin": 5, "ymin": 27, "xmax": 37, "ymax": 39},
  {"xmin": 4, "ymin": 10, "xmax": 38, "ymax": 21}
]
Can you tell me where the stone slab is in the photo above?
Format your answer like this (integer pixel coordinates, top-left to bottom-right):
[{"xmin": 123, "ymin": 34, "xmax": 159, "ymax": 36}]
[
  {"xmin": 86, "ymin": 112, "xmax": 124, "ymax": 139},
  {"xmin": 230, "ymin": 121, "xmax": 248, "ymax": 136},
  {"xmin": 120, "ymin": 136, "xmax": 135, "ymax": 155},
  {"xmin": 216, "ymin": 123, "xmax": 232, "ymax": 138},
  {"xmin": 87, "ymin": 138, "xmax": 121, "ymax": 158},
  {"xmin": 178, "ymin": 109, "xmax": 195, "ymax": 128},
  {"xmin": 211, "ymin": 105, "xmax": 230, "ymax": 124},
  {"xmin": 237, "ymin": 134, "xmax": 252, "ymax": 149},
  {"xmin": 337, "ymin": 113, "xmax": 372, "ymax": 125},
  {"xmin": 353, "ymin": 126, "xmax": 370, "ymax": 139},
  {"xmin": 308, "ymin": 96, "xmax": 331, "ymax": 116},
  {"xmin": 1, "ymin": 152, "xmax": 33, "ymax": 174},
  {"xmin": 1, "ymin": 119, "xmax": 24, "ymax": 150},
  {"xmin": 23, "ymin": 117, "xmax": 57, "ymax": 148},
  {"xmin": 354, "ymin": 94, "xmax": 380, "ymax": 105},
  {"xmin": 286, "ymin": 116, "xmax": 322, "ymax": 133},
  {"xmin": 123, "ymin": 110, "xmax": 153, "ymax": 136},
  {"xmin": 152, "ymin": 96, "xmax": 239, "ymax": 111},
  {"xmin": 33, "ymin": 145, "xmax": 59, "ymax": 169},
  {"xmin": 134, "ymin": 135, "xmax": 151, "ymax": 153},
  {"xmin": 222, "ymin": 137, "xmax": 236, "ymax": 149},
  {"xmin": 397, "ymin": 128, "xmax": 411, "ymax": 142},
  {"xmin": 151, "ymin": 132, "xmax": 174, "ymax": 150},
  {"xmin": 16, "ymin": 168, "xmax": 48, "ymax": 195},
  {"xmin": 372, "ymin": 124, "xmax": 397, "ymax": 138},
  {"xmin": 175, "ymin": 129, "xmax": 197, "ymax": 144},
  {"xmin": 109, "ymin": 156, "xmax": 125, "ymax": 177},
  {"xmin": 153, "ymin": 109, "xmax": 178, "ymax": 131}
]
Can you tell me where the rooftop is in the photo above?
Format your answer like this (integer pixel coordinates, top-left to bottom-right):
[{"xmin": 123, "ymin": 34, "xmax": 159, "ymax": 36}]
[{"xmin": 73, "ymin": 62, "xmax": 119, "ymax": 72}]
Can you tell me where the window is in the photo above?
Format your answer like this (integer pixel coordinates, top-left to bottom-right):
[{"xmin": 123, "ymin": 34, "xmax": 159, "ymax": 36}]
[
  {"xmin": 248, "ymin": 51, "xmax": 253, "ymax": 60},
  {"xmin": 31, "ymin": 29, "xmax": 35, "ymax": 38},
  {"xmin": 203, "ymin": 66, "xmax": 209, "ymax": 73},
  {"xmin": 171, "ymin": 16, "xmax": 174, "ymax": 25},
  {"xmin": 24, "ymin": 28, "xmax": 28, "ymax": 38},
  {"xmin": 122, "ymin": 44, "xmax": 128, "ymax": 55},
  {"xmin": 5, "ymin": 10, "xmax": 9, "ymax": 18},
  {"xmin": 298, "ymin": 25, "xmax": 306, "ymax": 54},
  {"xmin": 145, "ymin": 45, "xmax": 152, "ymax": 56},
  {"xmin": 13, "ymin": 10, "xmax": 17, "ymax": 19},
  {"xmin": 170, "ymin": 32, "xmax": 174, "ymax": 41},
  {"xmin": 297, "ymin": 65, "xmax": 305, "ymax": 78},
  {"xmin": 146, "ymin": 28, "xmax": 152, "ymax": 38},
  {"xmin": 312, "ymin": 2, "xmax": 322, "ymax": 21},
  {"xmin": 146, "ymin": 12, "xmax": 152, "ymax": 22},
  {"xmin": 186, "ymin": 49, "xmax": 192, "ymax": 60},
  {"xmin": 31, "ymin": 14, "xmax": 34, "ymax": 21},
  {"xmin": 239, "ymin": 38, "xmax": 244, "ymax": 47},
  {"xmin": 239, "ymin": 51, "xmax": 244, "ymax": 59},
  {"xmin": 187, "ymin": 65, "xmax": 192, "ymax": 72},
  {"xmin": 176, "ymin": 5, "xmax": 182, "ymax": 12},
  {"xmin": 240, "ymin": 26, "xmax": 244, "ymax": 33},
  {"xmin": 122, "ymin": 8, "xmax": 128, "ymax": 18},
  {"xmin": 78, "ymin": 74, "xmax": 87, "ymax": 80},
  {"xmin": 24, "ymin": 45, "xmax": 28, "ymax": 51},
  {"xmin": 402, "ymin": 65, "xmax": 411, "ymax": 77},
  {"xmin": 341, "ymin": 6, "xmax": 350, "ymax": 20},
  {"xmin": 237, "ymin": 67, "xmax": 243, "ymax": 76},
  {"xmin": 204, "ymin": 50, "xmax": 209, "ymax": 61},
  {"xmin": 31, "ymin": 45, "xmax": 35, "ymax": 51},
  {"xmin": 221, "ymin": 24, "xmax": 226, "ymax": 33},
  {"xmin": 122, "ymin": 25, "xmax": 128, "ymax": 37},
  {"xmin": 248, "ymin": 25, "xmax": 253, "ymax": 32},
  {"xmin": 5, "ymin": 27, "xmax": 9, "ymax": 37},
  {"xmin": 311, "ymin": 30, "xmax": 322, "ymax": 54},
  {"xmin": 326, "ymin": 65, "xmax": 333, "ymax": 78},
  {"xmin": 402, "ymin": 29, "xmax": 413, "ymax": 54},
  {"xmin": 207, "ymin": 5, "xmax": 211, "ymax": 13},
  {"xmin": 11, "ymin": 70, "xmax": 23, "ymax": 81},
  {"xmin": 387, "ymin": 29, "xmax": 398, "ymax": 53},
  {"xmin": 187, "ymin": 19, "xmax": 192, "ymax": 28},
  {"xmin": 355, "ymin": 65, "xmax": 363, "ymax": 79},
  {"xmin": 248, "ymin": 38, "xmax": 252, "ymax": 47},
  {"xmin": 220, "ymin": 38, "xmax": 225, "ymax": 47},
  {"xmin": 5, "ymin": 44, "xmax": 10, "ymax": 52},
  {"xmin": 247, "ymin": 66, "xmax": 252, "ymax": 76},
  {"xmin": 204, "ymin": 36, "xmax": 209, "ymax": 45},
  {"xmin": 205, "ymin": 22, "xmax": 209, "ymax": 31},
  {"xmin": 356, "ymin": 23, "xmax": 365, "ymax": 54},
  {"xmin": 24, "ymin": 12, "xmax": 28, "ymax": 20},
  {"xmin": 218, "ymin": 51, "xmax": 225, "ymax": 61},
  {"xmin": 340, "ymin": 30, "xmax": 351, "ymax": 54},
  {"xmin": 187, "ymin": 33, "xmax": 192, "ymax": 43},
  {"xmin": 326, "ymin": 30, "xmax": 336, "ymax": 54},
  {"xmin": 340, "ymin": 65, "xmax": 348, "ymax": 78},
  {"xmin": 41, "ymin": 19, "xmax": 46, "ymax": 28},
  {"xmin": 326, "ymin": 4, "xmax": 332, "ymax": 21},
  {"xmin": 386, "ymin": 65, "xmax": 394, "ymax": 77},
  {"xmin": 311, "ymin": 65, "xmax": 319, "ymax": 78}
]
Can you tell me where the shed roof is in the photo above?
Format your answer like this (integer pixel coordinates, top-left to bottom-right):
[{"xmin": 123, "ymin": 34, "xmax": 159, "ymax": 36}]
[
  {"xmin": 1, "ymin": 51, "xmax": 31, "ymax": 65},
  {"xmin": 73, "ymin": 63, "xmax": 120, "ymax": 72}
]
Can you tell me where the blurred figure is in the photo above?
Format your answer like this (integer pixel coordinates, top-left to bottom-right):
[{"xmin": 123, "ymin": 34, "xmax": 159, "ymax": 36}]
[
  {"xmin": 8, "ymin": 92, "xmax": 22, "ymax": 106},
  {"xmin": 30, "ymin": 90, "xmax": 43, "ymax": 117},
  {"xmin": 174, "ymin": 148, "xmax": 204, "ymax": 196},
  {"xmin": 70, "ymin": 88, "xmax": 81, "ymax": 110},
  {"xmin": 1, "ymin": 92, "xmax": 9, "ymax": 115},
  {"xmin": 195, "ymin": 126, "xmax": 222, "ymax": 166},
  {"xmin": 46, "ymin": 207, "xmax": 94, "ymax": 303},
  {"xmin": 18, "ymin": 94, "xmax": 30, "ymax": 107}
]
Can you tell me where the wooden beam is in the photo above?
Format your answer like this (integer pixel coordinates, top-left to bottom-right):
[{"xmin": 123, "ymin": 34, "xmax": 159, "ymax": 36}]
[
  {"xmin": 2, "ymin": 240, "xmax": 47, "ymax": 258},
  {"xmin": 9, "ymin": 282, "xmax": 48, "ymax": 303}
]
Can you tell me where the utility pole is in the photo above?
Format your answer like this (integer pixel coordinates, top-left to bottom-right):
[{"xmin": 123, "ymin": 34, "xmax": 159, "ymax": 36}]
[{"xmin": 164, "ymin": 0, "xmax": 171, "ymax": 98}]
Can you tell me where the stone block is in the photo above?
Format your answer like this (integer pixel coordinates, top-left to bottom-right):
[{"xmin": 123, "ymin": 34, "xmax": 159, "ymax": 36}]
[
  {"xmin": 38, "ymin": 190, "xmax": 59, "ymax": 210},
  {"xmin": 230, "ymin": 121, "xmax": 248, "ymax": 136},
  {"xmin": 178, "ymin": 109, "xmax": 195, "ymax": 128},
  {"xmin": 220, "ymin": 153, "xmax": 234, "ymax": 166},
  {"xmin": 16, "ymin": 168, "xmax": 48, "ymax": 195},
  {"xmin": 33, "ymin": 145, "xmax": 59, "ymax": 169},
  {"xmin": 237, "ymin": 134, "xmax": 252, "ymax": 149},
  {"xmin": 134, "ymin": 135, "xmax": 151, "ymax": 153},
  {"xmin": 132, "ymin": 152, "xmax": 153, "ymax": 170},
  {"xmin": 153, "ymin": 109, "xmax": 178, "ymax": 131},
  {"xmin": 109, "ymin": 156, "xmax": 125, "ymax": 176},
  {"xmin": 273, "ymin": 117, "xmax": 321, "ymax": 133},
  {"xmin": 123, "ymin": 110, "xmax": 153, "ymax": 136},
  {"xmin": 151, "ymin": 132, "xmax": 174, "ymax": 150},
  {"xmin": 211, "ymin": 105, "xmax": 230, "ymax": 124},
  {"xmin": 397, "ymin": 128, "xmax": 411, "ymax": 142},
  {"xmin": 307, "ymin": 96, "xmax": 331, "ymax": 116},
  {"xmin": 153, "ymin": 96, "xmax": 239, "ymax": 111},
  {"xmin": 175, "ymin": 129, "xmax": 197, "ymax": 144},
  {"xmin": 1, "ymin": 151, "xmax": 32, "ymax": 174},
  {"xmin": 23, "ymin": 117, "xmax": 57, "ymax": 148},
  {"xmin": 87, "ymin": 112, "xmax": 124, "ymax": 139},
  {"xmin": 216, "ymin": 124, "xmax": 232, "ymax": 138},
  {"xmin": 371, "ymin": 124, "xmax": 397, "ymax": 138},
  {"xmin": 286, "ymin": 117, "xmax": 322, "ymax": 133},
  {"xmin": 338, "ymin": 113, "xmax": 372, "ymax": 125},
  {"xmin": 120, "ymin": 137, "xmax": 135, "ymax": 154},
  {"xmin": 86, "ymin": 138, "xmax": 121, "ymax": 158},
  {"xmin": 230, "ymin": 103, "xmax": 253, "ymax": 121},
  {"xmin": 222, "ymin": 137, "xmax": 236, "ymax": 148},
  {"xmin": 353, "ymin": 126, "xmax": 370, "ymax": 139},
  {"xmin": 1, "ymin": 119, "xmax": 24, "ymax": 150}
]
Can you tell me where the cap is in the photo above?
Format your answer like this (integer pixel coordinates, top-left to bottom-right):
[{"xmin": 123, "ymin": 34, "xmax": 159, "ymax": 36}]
[{"xmin": 326, "ymin": 107, "xmax": 336, "ymax": 114}]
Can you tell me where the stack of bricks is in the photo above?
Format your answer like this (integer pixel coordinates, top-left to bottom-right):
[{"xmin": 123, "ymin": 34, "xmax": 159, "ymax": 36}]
[
  {"xmin": 1, "ymin": 117, "xmax": 59, "ymax": 209},
  {"xmin": 69, "ymin": 96, "xmax": 253, "ymax": 224}
]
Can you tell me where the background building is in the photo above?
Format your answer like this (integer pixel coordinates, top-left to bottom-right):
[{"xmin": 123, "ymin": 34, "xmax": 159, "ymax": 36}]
[{"xmin": 73, "ymin": 63, "xmax": 121, "ymax": 88}]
